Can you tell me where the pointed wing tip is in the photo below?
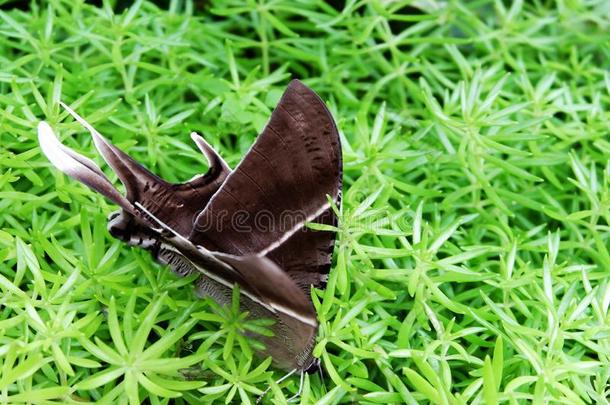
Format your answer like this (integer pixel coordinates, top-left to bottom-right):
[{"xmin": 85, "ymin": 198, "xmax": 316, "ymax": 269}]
[
  {"xmin": 37, "ymin": 120, "xmax": 72, "ymax": 173},
  {"xmin": 37, "ymin": 121, "xmax": 60, "ymax": 151},
  {"xmin": 37, "ymin": 118, "xmax": 135, "ymax": 212},
  {"xmin": 59, "ymin": 100, "xmax": 79, "ymax": 119},
  {"xmin": 190, "ymin": 131, "xmax": 212, "ymax": 153},
  {"xmin": 38, "ymin": 121, "xmax": 57, "ymax": 161},
  {"xmin": 288, "ymin": 79, "xmax": 308, "ymax": 91},
  {"xmin": 287, "ymin": 79, "xmax": 326, "ymax": 103},
  {"xmin": 59, "ymin": 101, "xmax": 100, "ymax": 138},
  {"xmin": 37, "ymin": 120, "xmax": 52, "ymax": 135},
  {"xmin": 59, "ymin": 102, "xmax": 113, "ymax": 156},
  {"xmin": 190, "ymin": 131, "xmax": 202, "ymax": 142},
  {"xmin": 190, "ymin": 132, "xmax": 230, "ymax": 172}
]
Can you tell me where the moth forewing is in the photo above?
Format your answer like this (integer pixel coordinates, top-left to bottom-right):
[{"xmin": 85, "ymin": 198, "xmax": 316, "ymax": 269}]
[
  {"xmin": 59, "ymin": 101, "xmax": 231, "ymax": 238},
  {"xmin": 136, "ymin": 203, "xmax": 320, "ymax": 371},
  {"xmin": 37, "ymin": 121, "xmax": 135, "ymax": 213},
  {"xmin": 135, "ymin": 202, "xmax": 318, "ymax": 328},
  {"xmin": 190, "ymin": 132, "xmax": 231, "ymax": 177}
]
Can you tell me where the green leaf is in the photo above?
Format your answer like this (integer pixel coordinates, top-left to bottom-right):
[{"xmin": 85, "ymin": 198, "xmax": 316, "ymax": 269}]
[
  {"xmin": 76, "ymin": 366, "xmax": 124, "ymax": 390},
  {"xmin": 15, "ymin": 237, "xmax": 45, "ymax": 295},
  {"xmin": 482, "ymin": 356, "xmax": 498, "ymax": 405},
  {"xmin": 402, "ymin": 368, "xmax": 443, "ymax": 404}
]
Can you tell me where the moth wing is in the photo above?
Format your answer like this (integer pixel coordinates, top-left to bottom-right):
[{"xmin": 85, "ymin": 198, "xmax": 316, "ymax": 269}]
[
  {"xmin": 266, "ymin": 206, "xmax": 339, "ymax": 292},
  {"xmin": 188, "ymin": 253, "xmax": 317, "ymax": 371},
  {"xmin": 38, "ymin": 121, "xmax": 135, "ymax": 213},
  {"xmin": 137, "ymin": 202, "xmax": 317, "ymax": 329},
  {"xmin": 142, "ymin": 206, "xmax": 319, "ymax": 370},
  {"xmin": 191, "ymin": 79, "xmax": 342, "ymax": 285},
  {"xmin": 54, "ymin": 103, "xmax": 231, "ymax": 237}
]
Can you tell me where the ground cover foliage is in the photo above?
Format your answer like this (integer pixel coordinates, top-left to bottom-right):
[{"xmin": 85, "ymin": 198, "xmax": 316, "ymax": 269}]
[{"xmin": 0, "ymin": 0, "xmax": 609, "ymax": 403}]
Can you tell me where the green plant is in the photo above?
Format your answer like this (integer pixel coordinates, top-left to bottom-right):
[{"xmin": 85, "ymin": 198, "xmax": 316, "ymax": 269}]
[{"xmin": 0, "ymin": 0, "xmax": 608, "ymax": 403}]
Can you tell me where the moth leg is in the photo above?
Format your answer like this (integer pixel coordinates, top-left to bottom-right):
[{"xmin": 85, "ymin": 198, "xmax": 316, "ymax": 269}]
[
  {"xmin": 256, "ymin": 368, "xmax": 297, "ymax": 404},
  {"xmin": 287, "ymin": 370, "xmax": 305, "ymax": 402}
]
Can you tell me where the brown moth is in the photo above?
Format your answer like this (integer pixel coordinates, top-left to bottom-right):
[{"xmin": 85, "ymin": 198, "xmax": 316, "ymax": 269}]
[{"xmin": 38, "ymin": 80, "xmax": 342, "ymax": 375}]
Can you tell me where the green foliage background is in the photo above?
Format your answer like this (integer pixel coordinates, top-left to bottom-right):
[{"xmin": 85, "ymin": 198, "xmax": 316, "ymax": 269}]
[{"xmin": 0, "ymin": 0, "xmax": 609, "ymax": 403}]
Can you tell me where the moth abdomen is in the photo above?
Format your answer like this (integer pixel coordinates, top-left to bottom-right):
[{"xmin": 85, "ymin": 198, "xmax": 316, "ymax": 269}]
[{"xmin": 156, "ymin": 244, "xmax": 196, "ymax": 278}]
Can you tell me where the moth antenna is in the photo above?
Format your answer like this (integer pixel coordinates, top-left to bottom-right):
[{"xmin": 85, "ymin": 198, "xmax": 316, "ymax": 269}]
[{"xmin": 256, "ymin": 368, "xmax": 297, "ymax": 404}]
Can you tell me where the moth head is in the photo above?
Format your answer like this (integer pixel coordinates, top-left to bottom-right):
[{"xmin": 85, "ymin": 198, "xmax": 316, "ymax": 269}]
[
  {"xmin": 107, "ymin": 210, "xmax": 161, "ymax": 250},
  {"xmin": 38, "ymin": 102, "xmax": 231, "ymax": 239},
  {"xmin": 107, "ymin": 210, "xmax": 136, "ymax": 242},
  {"xmin": 107, "ymin": 211, "xmax": 129, "ymax": 240}
]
